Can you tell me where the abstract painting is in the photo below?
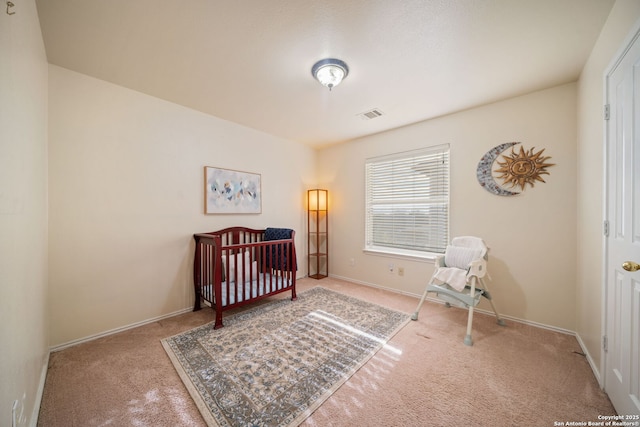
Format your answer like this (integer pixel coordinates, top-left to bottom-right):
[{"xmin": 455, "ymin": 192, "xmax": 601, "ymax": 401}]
[{"xmin": 204, "ymin": 166, "xmax": 261, "ymax": 214}]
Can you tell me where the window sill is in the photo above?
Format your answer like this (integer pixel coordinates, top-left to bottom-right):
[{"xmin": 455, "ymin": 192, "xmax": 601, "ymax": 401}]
[{"xmin": 363, "ymin": 247, "xmax": 442, "ymax": 263}]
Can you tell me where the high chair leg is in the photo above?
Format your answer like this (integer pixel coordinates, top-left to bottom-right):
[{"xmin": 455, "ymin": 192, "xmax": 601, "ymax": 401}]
[
  {"xmin": 464, "ymin": 275, "xmax": 478, "ymax": 346},
  {"xmin": 464, "ymin": 305, "xmax": 474, "ymax": 346},
  {"xmin": 479, "ymin": 278, "xmax": 506, "ymax": 326},
  {"xmin": 411, "ymin": 286, "xmax": 430, "ymax": 321}
]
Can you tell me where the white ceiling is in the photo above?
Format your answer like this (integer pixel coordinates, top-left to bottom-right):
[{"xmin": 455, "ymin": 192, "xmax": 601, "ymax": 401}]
[{"xmin": 36, "ymin": 0, "xmax": 615, "ymax": 148}]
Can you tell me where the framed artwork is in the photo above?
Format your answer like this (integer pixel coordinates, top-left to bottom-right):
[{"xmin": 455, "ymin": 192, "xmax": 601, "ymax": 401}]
[{"xmin": 204, "ymin": 166, "xmax": 262, "ymax": 214}]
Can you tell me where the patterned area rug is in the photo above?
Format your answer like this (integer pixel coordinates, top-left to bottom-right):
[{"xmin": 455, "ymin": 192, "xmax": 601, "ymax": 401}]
[{"xmin": 162, "ymin": 286, "xmax": 410, "ymax": 426}]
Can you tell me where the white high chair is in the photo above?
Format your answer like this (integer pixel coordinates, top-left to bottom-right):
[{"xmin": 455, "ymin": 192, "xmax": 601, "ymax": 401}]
[{"xmin": 411, "ymin": 236, "xmax": 505, "ymax": 346}]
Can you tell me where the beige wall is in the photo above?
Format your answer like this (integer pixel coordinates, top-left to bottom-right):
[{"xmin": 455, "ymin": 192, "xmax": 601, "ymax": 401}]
[
  {"xmin": 0, "ymin": 0, "xmax": 49, "ymax": 425},
  {"xmin": 48, "ymin": 65, "xmax": 316, "ymax": 347},
  {"xmin": 576, "ymin": 0, "xmax": 640, "ymax": 380},
  {"xmin": 318, "ymin": 83, "xmax": 578, "ymax": 331}
]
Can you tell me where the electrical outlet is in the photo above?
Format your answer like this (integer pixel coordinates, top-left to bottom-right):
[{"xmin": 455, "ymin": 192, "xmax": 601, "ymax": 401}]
[
  {"xmin": 398, "ymin": 267, "xmax": 404, "ymax": 276},
  {"xmin": 349, "ymin": 258, "xmax": 355, "ymax": 267},
  {"xmin": 388, "ymin": 263, "xmax": 394, "ymax": 273}
]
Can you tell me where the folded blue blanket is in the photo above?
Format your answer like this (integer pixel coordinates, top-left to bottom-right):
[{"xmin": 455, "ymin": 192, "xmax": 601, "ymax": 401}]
[
  {"xmin": 264, "ymin": 227, "xmax": 296, "ymax": 270},
  {"xmin": 264, "ymin": 227, "xmax": 294, "ymax": 240}
]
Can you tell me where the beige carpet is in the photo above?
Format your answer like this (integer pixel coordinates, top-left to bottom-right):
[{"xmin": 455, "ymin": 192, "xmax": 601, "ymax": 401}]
[{"xmin": 38, "ymin": 277, "xmax": 615, "ymax": 426}]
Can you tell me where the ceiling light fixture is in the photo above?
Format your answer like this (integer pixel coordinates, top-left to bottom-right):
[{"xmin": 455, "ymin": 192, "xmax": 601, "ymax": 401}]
[{"xmin": 311, "ymin": 58, "xmax": 349, "ymax": 91}]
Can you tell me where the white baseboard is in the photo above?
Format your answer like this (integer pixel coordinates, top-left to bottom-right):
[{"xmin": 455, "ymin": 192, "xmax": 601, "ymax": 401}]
[
  {"xmin": 575, "ymin": 332, "xmax": 602, "ymax": 388},
  {"xmin": 50, "ymin": 307, "xmax": 193, "ymax": 353},
  {"xmin": 31, "ymin": 350, "xmax": 50, "ymax": 427},
  {"xmin": 329, "ymin": 273, "xmax": 576, "ymax": 336},
  {"xmin": 327, "ymin": 273, "xmax": 423, "ymax": 300}
]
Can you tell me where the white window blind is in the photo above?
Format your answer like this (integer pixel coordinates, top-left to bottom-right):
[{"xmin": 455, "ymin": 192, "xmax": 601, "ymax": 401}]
[{"xmin": 365, "ymin": 144, "xmax": 449, "ymax": 255}]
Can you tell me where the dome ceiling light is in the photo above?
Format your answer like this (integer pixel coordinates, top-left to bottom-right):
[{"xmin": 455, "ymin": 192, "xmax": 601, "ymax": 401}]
[{"xmin": 311, "ymin": 58, "xmax": 349, "ymax": 91}]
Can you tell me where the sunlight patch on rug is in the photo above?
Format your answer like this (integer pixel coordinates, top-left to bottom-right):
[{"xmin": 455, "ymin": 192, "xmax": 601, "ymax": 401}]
[{"xmin": 161, "ymin": 287, "xmax": 410, "ymax": 427}]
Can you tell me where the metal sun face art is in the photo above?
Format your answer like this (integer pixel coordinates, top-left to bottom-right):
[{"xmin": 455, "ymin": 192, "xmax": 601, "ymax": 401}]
[{"xmin": 476, "ymin": 142, "xmax": 554, "ymax": 196}]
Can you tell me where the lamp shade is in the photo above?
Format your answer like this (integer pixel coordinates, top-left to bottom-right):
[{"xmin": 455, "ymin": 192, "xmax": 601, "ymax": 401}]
[{"xmin": 308, "ymin": 189, "xmax": 328, "ymax": 211}]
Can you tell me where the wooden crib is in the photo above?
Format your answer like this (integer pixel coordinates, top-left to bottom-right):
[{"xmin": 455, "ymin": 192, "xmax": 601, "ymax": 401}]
[{"xmin": 193, "ymin": 226, "xmax": 297, "ymax": 329}]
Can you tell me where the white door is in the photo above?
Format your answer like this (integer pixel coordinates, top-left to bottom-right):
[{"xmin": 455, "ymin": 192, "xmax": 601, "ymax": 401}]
[{"xmin": 605, "ymin": 26, "xmax": 640, "ymax": 416}]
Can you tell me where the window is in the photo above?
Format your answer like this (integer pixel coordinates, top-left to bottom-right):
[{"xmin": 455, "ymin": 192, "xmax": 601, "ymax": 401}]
[{"xmin": 365, "ymin": 144, "xmax": 449, "ymax": 257}]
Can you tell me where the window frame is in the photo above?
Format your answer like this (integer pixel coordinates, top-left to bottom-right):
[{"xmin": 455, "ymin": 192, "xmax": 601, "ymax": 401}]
[{"xmin": 364, "ymin": 144, "xmax": 450, "ymax": 260}]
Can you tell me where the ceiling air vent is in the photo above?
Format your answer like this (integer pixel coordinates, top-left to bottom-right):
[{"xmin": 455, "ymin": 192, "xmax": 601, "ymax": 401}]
[{"xmin": 358, "ymin": 109, "xmax": 384, "ymax": 120}]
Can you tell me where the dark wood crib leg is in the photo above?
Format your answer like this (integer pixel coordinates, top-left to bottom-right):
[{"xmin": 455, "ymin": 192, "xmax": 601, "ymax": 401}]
[
  {"xmin": 213, "ymin": 311, "xmax": 224, "ymax": 329},
  {"xmin": 193, "ymin": 291, "xmax": 202, "ymax": 311},
  {"xmin": 193, "ymin": 241, "xmax": 202, "ymax": 311}
]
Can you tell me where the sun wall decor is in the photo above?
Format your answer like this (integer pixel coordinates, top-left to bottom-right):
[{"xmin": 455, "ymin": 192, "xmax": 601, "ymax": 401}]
[{"xmin": 476, "ymin": 142, "xmax": 554, "ymax": 196}]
